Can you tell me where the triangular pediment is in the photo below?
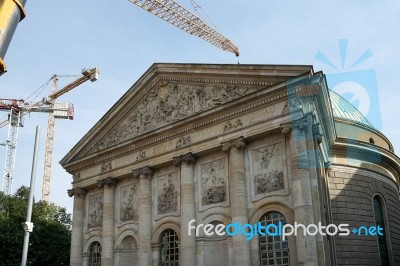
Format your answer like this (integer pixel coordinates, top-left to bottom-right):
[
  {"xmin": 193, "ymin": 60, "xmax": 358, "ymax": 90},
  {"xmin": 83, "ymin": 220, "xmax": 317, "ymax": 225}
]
[{"xmin": 60, "ymin": 63, "xmax": 313, "ymax": 166}]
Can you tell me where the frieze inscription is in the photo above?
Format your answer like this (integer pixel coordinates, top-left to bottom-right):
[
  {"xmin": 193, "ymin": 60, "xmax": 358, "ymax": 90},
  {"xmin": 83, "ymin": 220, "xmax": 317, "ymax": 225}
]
[
  {"xmin": 136, "ymin": 150, "xmax": 147, "ymax": 161},
  {"xmin": 100, "ymin": 162, "xmax": 112, "ymax": 173},
  {"xmin": 176, "ymin": 135, "xmax": 191, "ymax": 149},
  {"xmin": 223, "ymin": 119, "xmax": 243, "ymax": 133}
]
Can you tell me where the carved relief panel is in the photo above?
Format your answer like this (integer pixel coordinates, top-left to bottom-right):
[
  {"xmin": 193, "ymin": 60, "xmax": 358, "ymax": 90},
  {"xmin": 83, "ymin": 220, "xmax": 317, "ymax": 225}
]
[
  {"xmin": 249, "ymin": 140, "xmax": 287, "ymax": 201},
  {"xmin": 87, "ymin": 192, "xmax": 103, "ymax": 228},
  {"xmin": 120, "ymin": 183, "xmax": 139, "ymax": 223},
  {"xmin": 156, "ymin": 171, "xmax": 180, "ymax": 219},
  {"xmin": 198, "ymin": 156, "xmax": 229, "ymax": 211},
  {"xmin": 89, "ymin": 82, "xmax": 262, "ymax": 153}
]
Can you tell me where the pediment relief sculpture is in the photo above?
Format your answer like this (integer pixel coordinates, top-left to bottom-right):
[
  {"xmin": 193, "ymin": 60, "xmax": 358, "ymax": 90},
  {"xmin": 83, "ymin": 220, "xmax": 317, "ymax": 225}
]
[{"xmin": 89, "ymin": 82, "xmax": 262, "ymax": 154}]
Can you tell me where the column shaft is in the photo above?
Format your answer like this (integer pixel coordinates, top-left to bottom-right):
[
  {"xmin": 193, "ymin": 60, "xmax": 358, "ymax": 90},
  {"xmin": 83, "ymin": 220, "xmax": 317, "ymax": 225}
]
[
  {"xmin": 138, "ymin": 173, "xmax": 152, "ymax": 266},
  {"xmin": 180, "ymin": 155, "xmax": 196, "ymax": 266},
  {"xmin": 70, "ymin": 192, "xmax": 85, "ymax": 266},
  {"xmin": 101, "ymin": 183, "xmax": 115, "ymax": 266},
  {"xmin": 290, "ymin": 123, "xmax": 318, "ymax": 265},
  {"xmin": 226, "ymin": 137, "xmax": 251, "ymax": 265}
]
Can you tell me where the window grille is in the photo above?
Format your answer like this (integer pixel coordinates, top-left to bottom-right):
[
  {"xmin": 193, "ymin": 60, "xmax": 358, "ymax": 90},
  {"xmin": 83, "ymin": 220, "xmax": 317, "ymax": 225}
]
[
  {"xmin": 160, "ymin": 229, "xmax": 179, "ymax": 266},
  {"xmin": 259, "ymin": 212, "xmax": 289, "ymax": 266},
  {"xmin": 89, "ymin": 241, "xmax": 102, "ymax": 266}
]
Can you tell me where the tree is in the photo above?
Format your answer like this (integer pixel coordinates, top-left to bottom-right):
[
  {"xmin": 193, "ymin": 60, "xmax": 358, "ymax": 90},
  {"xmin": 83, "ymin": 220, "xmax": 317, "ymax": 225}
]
[{"xmin": 0, "ymin": 186, "xmax": 71, "ymax": 265}]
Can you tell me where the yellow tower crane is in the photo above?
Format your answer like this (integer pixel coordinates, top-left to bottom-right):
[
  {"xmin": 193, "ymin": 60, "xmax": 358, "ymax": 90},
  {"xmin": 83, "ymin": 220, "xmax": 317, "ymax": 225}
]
[{"xmin": 40, "ymin": 67, "xmax": 99, "ymax": 202}]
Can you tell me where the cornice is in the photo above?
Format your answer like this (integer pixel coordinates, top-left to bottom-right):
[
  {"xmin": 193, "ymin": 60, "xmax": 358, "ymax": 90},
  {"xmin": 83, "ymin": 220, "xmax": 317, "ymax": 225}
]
[{"xmin": 331, "ymin": 141, "xmax": 400, "ymax": 182}]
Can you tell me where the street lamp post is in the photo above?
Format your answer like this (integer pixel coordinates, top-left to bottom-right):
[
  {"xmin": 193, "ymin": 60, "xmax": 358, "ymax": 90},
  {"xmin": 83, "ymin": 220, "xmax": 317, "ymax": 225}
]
[{"xmin": 21, "ymin": 126, "xmax": 40, "ymax": 266}]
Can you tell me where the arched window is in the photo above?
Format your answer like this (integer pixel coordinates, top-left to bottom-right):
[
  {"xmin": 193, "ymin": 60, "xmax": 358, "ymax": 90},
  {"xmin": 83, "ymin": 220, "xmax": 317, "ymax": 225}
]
[
  {"xmin": 259, "ymin": 211, "xmax": 289, "ymax": 266},
  {"xmin": 159, "ymin": 229, "xmax": 179, "ymax": 266},
  {"xmin": 88, "ymin": 241, "xmax": 102, "ymax": 266},
  {"xmin": 373, "ymin": 196, "xmax": 390, "ymax": 266}
]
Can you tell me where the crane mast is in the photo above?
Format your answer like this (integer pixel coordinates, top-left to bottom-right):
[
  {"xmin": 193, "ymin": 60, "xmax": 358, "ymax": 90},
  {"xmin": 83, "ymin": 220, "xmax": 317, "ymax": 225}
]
[
  {"xmin": 129, "ymin": 0, "xmax": 239, "ymax": 56},
  {"xmin": 0, "ymin": 67, "xmax": 99, "ymax": 197},
  {"xmin": 1, "ymin": 104, "xmax": 22, "ymax": 194},
  {"xmin": 41, "ymin": 76, "xmax": 57, "ymax": 202}
]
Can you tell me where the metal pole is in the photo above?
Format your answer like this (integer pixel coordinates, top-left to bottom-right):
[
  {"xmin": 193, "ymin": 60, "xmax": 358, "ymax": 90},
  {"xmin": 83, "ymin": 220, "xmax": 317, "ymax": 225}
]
[{"xmin": 21, "ymin": 126, "xmax": 40, "ymax": 266}]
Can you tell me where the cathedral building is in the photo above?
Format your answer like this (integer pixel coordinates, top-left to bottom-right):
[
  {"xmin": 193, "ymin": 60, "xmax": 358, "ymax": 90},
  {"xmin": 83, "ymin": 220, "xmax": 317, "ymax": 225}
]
[{"xmin": 61, "ymin": 63, "xmax": 400, "ymax": 266}]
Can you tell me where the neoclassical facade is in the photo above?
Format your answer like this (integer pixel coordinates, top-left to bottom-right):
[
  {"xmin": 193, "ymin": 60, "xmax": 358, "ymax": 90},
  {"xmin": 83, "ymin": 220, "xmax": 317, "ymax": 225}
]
[{"xmin": 61, "ymin": 64, "xmax": 400, "ymax": 266}]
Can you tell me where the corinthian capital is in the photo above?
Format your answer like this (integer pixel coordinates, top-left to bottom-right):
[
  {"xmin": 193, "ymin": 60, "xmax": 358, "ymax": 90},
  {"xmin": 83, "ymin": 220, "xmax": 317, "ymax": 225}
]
[
  {"xmin": 292, "ymin": 117, "xmax": 309, "ymax": 130},
  {"xmin": 67, "ymin": 187, "xmax": 86, "ymax": 197},
  {"xmin": 280, "ymin": 124, "xmax": 291, "ymax": 135},
  {"xmin": 221, "ymin": 136, "xmax": 246, "ymax": 152},
  {"xmin": 132, "ymin": 166, "xmax": 155, "ymax": 179},
  {"xmin": 97, "ymin": 177, "xmax": 118, "ymax": 188},
  {"xmin": 233, "ymin": 137, "xmax": 246, "ymax": 149},
  {"xmin": 172, "ymin": 152, "xmax": 197, "ymax": 166}
]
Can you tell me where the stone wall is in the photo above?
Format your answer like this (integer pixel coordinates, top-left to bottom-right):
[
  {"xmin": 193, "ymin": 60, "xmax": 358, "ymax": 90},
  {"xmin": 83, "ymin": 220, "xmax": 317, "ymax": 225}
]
[{"xmin": 328, "ymin": 167, "xmax": 400, "ymax": 265}]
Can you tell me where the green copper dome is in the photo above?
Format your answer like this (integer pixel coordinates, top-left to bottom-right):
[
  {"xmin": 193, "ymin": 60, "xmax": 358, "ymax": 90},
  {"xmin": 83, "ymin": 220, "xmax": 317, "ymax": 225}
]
[{"xmin": 329, "ymin": 90, "xmax": 374, "ymax": 128}]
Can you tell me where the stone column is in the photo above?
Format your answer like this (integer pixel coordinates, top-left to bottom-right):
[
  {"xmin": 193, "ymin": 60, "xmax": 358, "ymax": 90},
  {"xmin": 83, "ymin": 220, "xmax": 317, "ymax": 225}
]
[
  {"xmin": 222, "ymin": 137, "xmax": 251, "ymax": 266},
  {"xmin": 97, "ymin": 177, "xmax": 117, "ymax": 266},
  {"xmin": 281, "ymin": 117, "xmax": 318, "ymax": 265},
  {"xmin": 173, "ymin": 152, "xmax": 197, "ymax": 266},
  {"xmin": 67, "ymin": 187, "xmax": 86, "ymax": 266},
  {"xmin": 133, "ymin": 166, "xmax": 154, "ymax": 266}
]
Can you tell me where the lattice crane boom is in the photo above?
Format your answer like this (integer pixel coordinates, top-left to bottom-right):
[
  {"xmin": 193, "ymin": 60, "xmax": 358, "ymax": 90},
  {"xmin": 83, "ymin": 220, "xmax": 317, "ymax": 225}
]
[{"xmin": 129, "ymin": 0, "xmax": 240, "ymax": 56}]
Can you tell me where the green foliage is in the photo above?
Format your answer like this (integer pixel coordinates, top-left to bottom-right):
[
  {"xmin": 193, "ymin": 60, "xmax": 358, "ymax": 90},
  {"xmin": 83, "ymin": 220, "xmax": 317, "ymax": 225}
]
[{"xmin": 0, "ymin": 186, "xmax": 71, "ymax": 266}]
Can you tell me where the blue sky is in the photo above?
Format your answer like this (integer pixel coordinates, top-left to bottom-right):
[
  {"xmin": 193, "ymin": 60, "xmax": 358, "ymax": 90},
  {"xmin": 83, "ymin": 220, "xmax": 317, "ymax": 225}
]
[{"xmin": 1, "ymin": 0, "xmax": 399, "ymax": 212}]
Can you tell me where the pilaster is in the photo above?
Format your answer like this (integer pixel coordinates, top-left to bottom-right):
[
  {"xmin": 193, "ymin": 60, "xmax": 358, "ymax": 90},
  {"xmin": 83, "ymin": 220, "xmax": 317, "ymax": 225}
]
[
  {"xmin": 222, "ymin": 136, "xmax": 251, "ymax": 266},
  {"xmin": 97, "ymin": 177, "xmax": 117, "ymax": 266},
  {"xmin": 133, "ymin": 166, "xmax": 154, "ymax": 266},
  {"xmin": 281, "ymin": 117, "xmax": 318, "ymax": 265},
  {"xmin": 173, "ymin": 152, "xmax": 197, "ymax": 266},
  {"xmin": 67, "ymin": 187, "xmax": 86, "ymax": 266}
]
